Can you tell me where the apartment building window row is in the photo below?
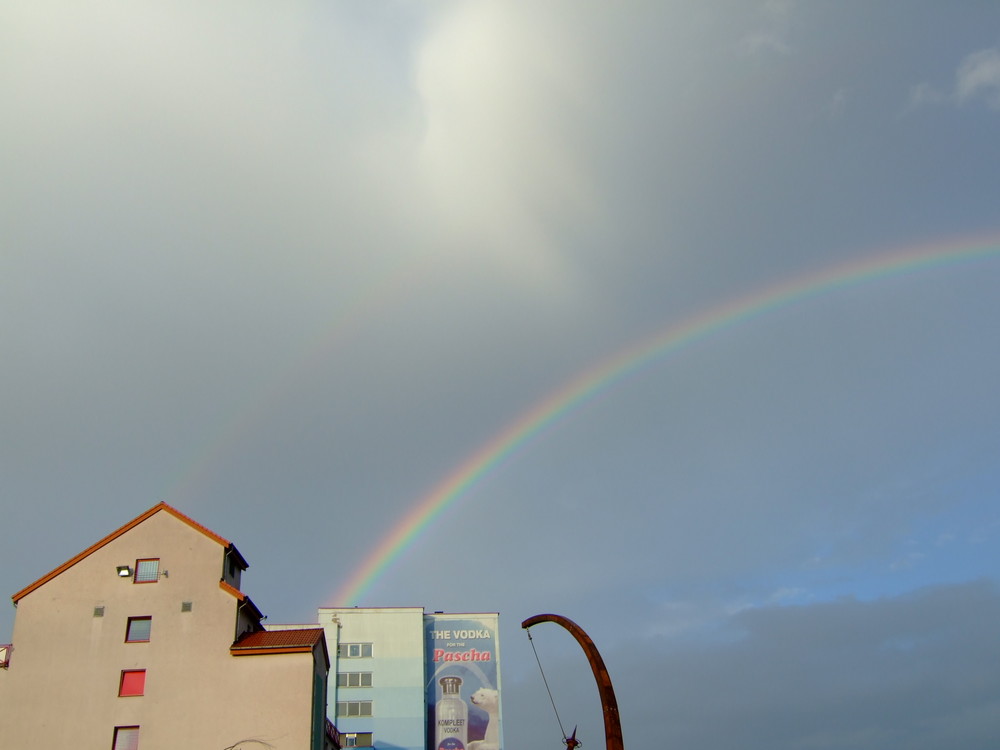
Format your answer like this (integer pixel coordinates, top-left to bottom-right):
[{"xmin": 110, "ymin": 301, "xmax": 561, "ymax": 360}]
[
  {"xmin": 342, "ymin": 732, "xmax": 374, "ymax": 747},
  {"xmin": 336, "ymin": 700, "xmax": 373, "ymax": 717},
  {"xmin": 337, "ymin": 671, "xmax": 373, "ymax": 688},
  {"xmin": 338, "ymin": 642, "xmax": 373, "ymax": 658}
]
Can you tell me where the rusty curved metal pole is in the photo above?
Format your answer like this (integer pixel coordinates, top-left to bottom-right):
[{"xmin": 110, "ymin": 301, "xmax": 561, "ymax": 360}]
[{"xmin": 522, "ymin": 614, "xmax": 624, "ymax": 750}]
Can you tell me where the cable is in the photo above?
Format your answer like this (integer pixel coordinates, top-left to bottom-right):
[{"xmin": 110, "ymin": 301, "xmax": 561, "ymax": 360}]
[{"xmin": 527, "ymin": 628, "xmax": 574, "ymax": 745}]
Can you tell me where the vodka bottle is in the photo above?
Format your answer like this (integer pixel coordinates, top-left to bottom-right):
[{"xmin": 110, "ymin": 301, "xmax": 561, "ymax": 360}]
[{"xmin": 436, "ymin": 676, "xmax": 468, "ymax": 750}]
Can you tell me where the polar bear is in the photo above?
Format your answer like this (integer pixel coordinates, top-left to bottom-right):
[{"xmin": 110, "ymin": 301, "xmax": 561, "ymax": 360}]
[{"xmin": 468, "ymin": 688, "xmax": 500, "ymax": 750}]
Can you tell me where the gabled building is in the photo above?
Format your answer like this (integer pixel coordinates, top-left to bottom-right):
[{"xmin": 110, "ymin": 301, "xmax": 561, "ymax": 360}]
[{"xmin": 0, "ymin": 502, "xmax": 334, "ymax": 749}]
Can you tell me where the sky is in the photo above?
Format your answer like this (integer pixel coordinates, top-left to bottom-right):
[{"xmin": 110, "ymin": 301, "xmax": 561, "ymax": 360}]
[{"xmin": 3, "ymin": 1, "xmax": 1000, "ymax": 748}]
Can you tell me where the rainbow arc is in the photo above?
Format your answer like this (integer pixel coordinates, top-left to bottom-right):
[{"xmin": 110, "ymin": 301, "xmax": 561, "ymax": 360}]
[{"xmin": 333, "ymin": 233, "xmax": 1000, "ymax": 605}]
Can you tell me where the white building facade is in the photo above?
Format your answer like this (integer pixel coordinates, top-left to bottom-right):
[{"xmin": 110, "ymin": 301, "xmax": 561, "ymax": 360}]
[{"xmin": 280, "ymin": 607, "xmax": 504, "ymax": 750}]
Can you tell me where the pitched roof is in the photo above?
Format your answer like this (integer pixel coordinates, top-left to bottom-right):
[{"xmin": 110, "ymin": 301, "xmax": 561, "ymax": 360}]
[
  {"xmin": 12, "ymin": 502, "xmax": 247, "ymax": 604},
  {"xmin": 230, "ymin": 628, "xmax": 330, "ymax": 668},
  {"xmin": 232, "ymin": 628, "xmax": 326, "ymax": 650}
]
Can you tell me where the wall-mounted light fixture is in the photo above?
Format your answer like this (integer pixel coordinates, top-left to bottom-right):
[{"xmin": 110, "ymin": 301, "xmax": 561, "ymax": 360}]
[{"xmin": 116, "ymin": 566, "xmax": 133, "ymax": 578}]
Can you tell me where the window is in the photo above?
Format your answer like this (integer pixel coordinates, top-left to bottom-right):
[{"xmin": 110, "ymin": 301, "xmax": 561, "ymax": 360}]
[
  {"xmin": 342, "ymin": 733, "xmax": 374, "ymax": 747},
  {"xmin": 134, "ymin": 559, "xmax": 159, "ymax": 583},
  {"xmin": 126, "ymin": 616, "xmax": 152, "ymax": 643},
  {"xmin": 119, "ymin": 670, "xmax": 146, "ymax": 697},
  {"xmin": 336, "ymin": 701, "xmax": 373, "ymax": 717},
  {"xmin": 112, "ymin": 726, "xmax": 140, "ymax": 750},
  {"xmin": 337, "ymin": 672, "xmax": 373, "ymax": 688},
  {"xmin": 338, "ymin": 642, "xmax": 373, "ymax": 658},
  {"xmin": 223, "ymin": 551, "xmax": 242, "ymax": 588},
  {"xmin": 94, "ymin": 606, "xmax": 105, "ymax": 617},
  {"xmin": 181, "ymin": 601, "xmax": 193, "ymax": 613}
]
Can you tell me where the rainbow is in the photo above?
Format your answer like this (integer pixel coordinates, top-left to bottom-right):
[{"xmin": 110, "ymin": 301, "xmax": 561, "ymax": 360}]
[{"xmin": 331, "ymin": 233, "xmax": 1000, "ymax": 605}]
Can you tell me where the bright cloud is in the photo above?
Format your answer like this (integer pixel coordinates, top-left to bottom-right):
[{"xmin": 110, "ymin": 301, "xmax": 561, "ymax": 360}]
[
  {"xmin": 956, "ymin": 47, "xmax": 1000, "ymax": 108},
  {"xmin": 911, "ymin": 45, "xmax": 1000, "ymax": 111},
  {"xmin": 414, "ymin": 1, "xmax": 598, "ymax": 282}
]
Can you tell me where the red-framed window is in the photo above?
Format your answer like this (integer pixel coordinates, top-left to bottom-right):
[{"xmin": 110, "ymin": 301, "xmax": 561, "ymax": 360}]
[
  {"xmin": 125, "ymin": 616, "xmax": 152, "ymax": 643},
  {"xmin": 119, "ymin": 669, "xmax": 146, "ymax": 696},
  {"xmin": 133, "ymin": 559, "xmax": 159, "ymax": 583},
  {"xmin": 112, "ymin": 725, "xmax": 140, "ymax": 750}
]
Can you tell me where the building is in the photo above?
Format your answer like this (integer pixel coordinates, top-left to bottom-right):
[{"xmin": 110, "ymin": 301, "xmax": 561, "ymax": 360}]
[
  {"xmin": 273, "ymin": 608, "xmax": 503, "ymax": 750},
  {"xmin": 0, "ymin": 502, "xmax": 334, "ymax": 750}
]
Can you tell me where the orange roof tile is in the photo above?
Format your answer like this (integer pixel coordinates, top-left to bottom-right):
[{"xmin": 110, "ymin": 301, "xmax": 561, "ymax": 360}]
[
  {"xmin": 231, "ymin": 628, "xmax": 326, "ymax": 650},
  {"xmin": 230, "ymin": 628, "xmax": 330, "ymax": 669}
]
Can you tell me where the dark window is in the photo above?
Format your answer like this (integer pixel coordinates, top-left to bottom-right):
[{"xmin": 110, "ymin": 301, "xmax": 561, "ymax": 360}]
[
  {"xmin": 337, "ymin": 672, "xmax": 373, "ymax": 688},
  {"xmin": 126, "ymin": 616, "xmax": 152, "ymax": 643},
  {"xmin": 336, "ymin": 701, "xmax": 373, "ymax": 717},
  {"xmin": 343, "ymin": 733, "xmax": 374, "ymax": 747}
]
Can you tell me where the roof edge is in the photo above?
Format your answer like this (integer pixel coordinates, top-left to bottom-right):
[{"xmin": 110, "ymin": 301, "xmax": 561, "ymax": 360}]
[
  {"xmin": 219, "ymin": 579, "xmax": 246, "ymax": 601},
  {"xmin": 12, "ymin": 502, "xmax": 234, "ymax": 604},
  {"xmin": 227, "ymin": 543, "xmax": 250, "ymax": 571},
  {"xmin": 230, "ymin": 645, "xmax": 314, "ymax": 657},
  {"xmin": 220, "ymin": 581, "xmax": 264, "ymax": 622}
]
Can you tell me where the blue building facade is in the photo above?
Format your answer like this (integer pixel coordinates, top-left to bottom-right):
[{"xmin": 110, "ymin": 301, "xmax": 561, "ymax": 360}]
[{"xmin": 314, "ymin": 607, "xmax": 502, "ymax": 750}]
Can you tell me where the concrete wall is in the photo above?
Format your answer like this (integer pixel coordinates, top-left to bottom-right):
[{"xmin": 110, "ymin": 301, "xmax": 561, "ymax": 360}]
[{"xmin": 0, "ymin": 508, "xmax": 321, "ymax": 749}]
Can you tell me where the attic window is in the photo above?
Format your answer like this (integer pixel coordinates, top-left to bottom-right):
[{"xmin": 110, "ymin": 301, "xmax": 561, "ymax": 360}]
[{"xmin": 134, "ymin": 559, "xmax": 159, "ymax": 583}]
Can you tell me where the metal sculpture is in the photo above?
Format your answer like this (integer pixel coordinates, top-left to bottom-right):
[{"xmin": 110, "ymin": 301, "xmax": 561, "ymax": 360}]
[{"xmin": 522, "ymin": 614, "xmax": 624, "ymax": 750}]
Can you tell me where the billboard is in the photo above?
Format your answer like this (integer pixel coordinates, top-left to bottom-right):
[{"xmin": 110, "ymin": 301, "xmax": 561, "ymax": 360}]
[{"xmin": 425, "ymin": 614, "xmax": 503, "ymax": 750}]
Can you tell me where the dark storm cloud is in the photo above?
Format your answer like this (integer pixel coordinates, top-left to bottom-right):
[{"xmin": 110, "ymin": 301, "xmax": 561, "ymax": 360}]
[{"xmin": 503, "ymin": 582, "xmax": 1000, "ymax": 750}]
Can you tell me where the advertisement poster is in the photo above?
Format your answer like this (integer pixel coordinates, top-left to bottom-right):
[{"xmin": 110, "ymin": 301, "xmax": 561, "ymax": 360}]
[{"xmin": 425, "ymin": 613, "xmax": 503, "ymax": 750}]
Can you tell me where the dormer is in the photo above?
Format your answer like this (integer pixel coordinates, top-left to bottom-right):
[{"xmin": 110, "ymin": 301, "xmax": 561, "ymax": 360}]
[{"xmin": 222, "ymin": 544, "xmax": 248, "ymax": 590}]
